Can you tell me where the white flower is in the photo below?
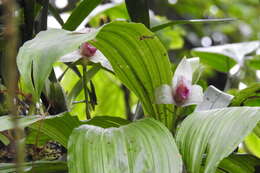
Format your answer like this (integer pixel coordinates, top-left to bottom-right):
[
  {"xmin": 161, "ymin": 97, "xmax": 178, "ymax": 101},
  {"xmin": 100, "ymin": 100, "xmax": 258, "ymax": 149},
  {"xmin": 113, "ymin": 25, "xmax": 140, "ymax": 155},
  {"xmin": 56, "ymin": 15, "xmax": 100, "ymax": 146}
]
[
  {"xmin": 155, "ymin": 57, "xmax": 203, "ymax": 107},
  {"xmin": 59, "ymin": 29, "xmax": 113, "ymax": 71}
]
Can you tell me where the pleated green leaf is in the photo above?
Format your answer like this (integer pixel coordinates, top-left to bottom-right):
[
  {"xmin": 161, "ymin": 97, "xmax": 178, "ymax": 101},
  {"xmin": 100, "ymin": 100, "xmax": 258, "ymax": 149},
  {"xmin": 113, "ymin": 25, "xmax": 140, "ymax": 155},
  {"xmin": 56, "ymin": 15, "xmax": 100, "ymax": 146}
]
[
  {"xmin": 176, "ymin": 107, "xmax": 260, "ymax": 173},
  {"xmin": 90, "ymin": 22, "xmax": 174, "ymax": 128},
  {"xmin": 17, "ymin": 21, "xmax": 173, "ymax": 127},
  {"xmin": 0, "ymin": 113, "xmax": 129, "ymax": 148},
  {"xmin": 68, "ymin": 118, "xmax": 182, "ymax": 173},
  {"xmin": 218, "ymin": 154, "xmax": 260, "ymax": 173},
  {"xmin": 0, "ymin": 161, "xmax": 67, "ymax": 173}
]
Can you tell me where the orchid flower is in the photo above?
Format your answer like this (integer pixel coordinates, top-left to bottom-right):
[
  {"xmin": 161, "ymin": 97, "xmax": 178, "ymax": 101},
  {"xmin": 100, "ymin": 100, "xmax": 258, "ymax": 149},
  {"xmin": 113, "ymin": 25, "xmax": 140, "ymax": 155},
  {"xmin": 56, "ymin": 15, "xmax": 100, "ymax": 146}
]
[
  {"xmin": 155, "ymin": 57, "xmax": 203, "ymax": 107},
  {"xmin": 59, "ymin": 29, "xmax": 113, "ymax": 71}
]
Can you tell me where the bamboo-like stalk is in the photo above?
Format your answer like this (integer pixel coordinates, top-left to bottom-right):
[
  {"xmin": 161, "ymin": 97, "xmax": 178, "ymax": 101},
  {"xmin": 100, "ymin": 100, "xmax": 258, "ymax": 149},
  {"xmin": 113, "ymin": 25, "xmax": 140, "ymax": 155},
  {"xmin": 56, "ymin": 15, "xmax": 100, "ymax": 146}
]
[{"xmin": 3, "ymin": 0, "xmax": 24, "ymax": 172}]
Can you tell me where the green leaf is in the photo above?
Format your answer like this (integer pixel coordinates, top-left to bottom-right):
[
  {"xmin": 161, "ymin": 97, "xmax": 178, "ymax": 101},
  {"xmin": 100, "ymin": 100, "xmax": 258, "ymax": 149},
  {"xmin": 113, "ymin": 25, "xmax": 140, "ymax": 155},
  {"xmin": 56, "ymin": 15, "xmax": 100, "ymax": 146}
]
[
  {"xmin": 29, "ymin": 113, "xmax": 129, "ymax": 148},
  {"xmin": 253, "ymin": 122, "xmax": 260, "ymax": 138},
  {"xmin": 48, "ymin": 3, "xmax": 64, "ymax": 26},
  {"xmin": 0, "ymin": 113, "xmax": 129, "ymax": 148},
  {"xmin": 230, "ymin": 83, "xmax": 260, "ymax": 106},
  {"xmin": 25, "ymin": 129, "xmax": 51, "ymax": 146},
  {"xmin": 125, "ymin": 0, "xmax": 150, "ymax": 27},
  {"xmin": 151, "ymin": 18, "xmax": 235, "ymax": 32},
  {"xmin": 67, "ymin": 65, "xmax": 101, "ymax": 105},
  {"xmin": 0, "ymin": 115, "xmax": 42, "ymax": 132},
  {"xmin": 17, "ymin": 28, "xmax": 99, "ymax": 100},
  {"xmin": 176, "ymin": 107, "xmax": 260, "ymax": 173},
  {"xmin": 17, "ymin": 21, "xmax": 173, "ymax": 128},
  {"xmin": 247, "ymin": 55, "xmax": 260, "ymax": 70},
  {"xmin": 0, "ymin": 133, "xmax": 10, "ymax": 146},
  {"xmin": 0, "ymin": 161, "xmax": 67, "ymax": 173},
  {"xmin": 218, "ymin": 154, "xmax": 260, "ymax": 173},
  {"xmin": 88, "ymin": 3, "xmax": 129, "ymax": 27},
  {"xmin": 90, "ymin": 21, "xmax": 174, "ymax": 128},
  {"xmin": 191, "ymin": 51, "xmax": 236, "ymax": 73},
  {"xmin": 63, "ymin": 0, "xmax": 102, "ymax": 31},
  {"xmin": 244, "ymin": 132, "xmax": 260, "ymax": 158},
  {"xmin": 68, "ymin": 118, "xmax": 182, "ymax": 173},
  {"xmin": 191, "ymin": 41, "xmax": 259, "ymax": 72}
]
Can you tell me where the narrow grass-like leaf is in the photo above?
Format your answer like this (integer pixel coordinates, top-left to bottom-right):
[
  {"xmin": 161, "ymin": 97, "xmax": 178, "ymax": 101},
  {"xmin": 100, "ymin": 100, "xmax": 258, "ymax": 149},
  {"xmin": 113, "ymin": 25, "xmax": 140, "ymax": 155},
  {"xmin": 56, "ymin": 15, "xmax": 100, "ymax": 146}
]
[
  {"xmin": 151, "ymin": 18, "xmax": 235, "ymax": 32},
  {"xmin": 176, "ymin": 107, "xmax": 260, "ymax": 173},
  {"xmin": 63, "ymin": 0, "xmax": 102, "ymax": 31},
  {"xmin": 230, "ymin": 83, "xmax": 260, "ymax": 106},
  {"xmin": 68, "ymin": 118, "xmax": 182, "ymax": 173},
  {"xmin": 125, "ymin": 0, "xmax": 150, "ymax": 27}
]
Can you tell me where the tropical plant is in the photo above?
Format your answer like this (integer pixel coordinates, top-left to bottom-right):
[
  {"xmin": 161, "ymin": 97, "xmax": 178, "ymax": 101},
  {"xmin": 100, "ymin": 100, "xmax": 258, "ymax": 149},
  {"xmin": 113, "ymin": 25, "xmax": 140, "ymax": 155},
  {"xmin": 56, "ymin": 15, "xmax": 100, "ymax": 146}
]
[{"xmin": 0, "ymin": 0, "xmax": 260, "ymax": 173}]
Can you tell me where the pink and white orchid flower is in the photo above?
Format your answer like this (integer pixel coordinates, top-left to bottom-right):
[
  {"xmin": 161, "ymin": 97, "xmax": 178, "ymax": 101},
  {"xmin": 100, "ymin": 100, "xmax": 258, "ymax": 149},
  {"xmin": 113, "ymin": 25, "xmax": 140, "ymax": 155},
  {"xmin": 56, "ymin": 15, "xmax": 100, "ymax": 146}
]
[
  {"xmin": 59, "ymin": 29, "xmax": 113, "ymax": 71},
  {"xmin": 155, "ymin": 57, "xmax": 203, "ymax": 107}
]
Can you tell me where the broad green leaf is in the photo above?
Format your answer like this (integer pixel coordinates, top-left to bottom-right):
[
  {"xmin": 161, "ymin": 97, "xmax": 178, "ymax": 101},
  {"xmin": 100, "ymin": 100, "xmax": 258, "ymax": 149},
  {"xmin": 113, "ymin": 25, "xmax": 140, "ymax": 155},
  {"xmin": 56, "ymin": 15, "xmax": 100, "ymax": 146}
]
[
  {"xmin": 125, "ymin": 0, "xmax": 150, "ymax": 27},
  {"xmin": 195, "ymin": 85, "xmax": 234, "ymax": 111},
  {"xmin": 63, "ymin": 0, "xmax": 102, "ymax": 31},
  {"xmin": 218, "ymin": 154, "xmax": 260, "ymax": 173},
  {"xmin": 30, "ymin": 114, "xmax": 129, "ymax": 148},
  {"xmin": 176, "ymin": 107, "xmax": 260, "ymax": 173},
  {"xmin": 25, "ymin": 129, "xmax": 51, "ymax": 146},
  {"xmin": 0, "ymin": 161, "xmax": 67, "ymax": 173},
  {"xmin": 90, "ymin": 22, "xmax": 174, "ymax": 128},
  {"xmin": 68, "ymin": 118, "xmax": 182, "ymax": 173},
  {"xmin": 192, "ymin": 41, "xmax": 259, "ymax": 72},
  {"xmin": 151, "ymin": 18, "xmax": 234, "ymax": 32},
  {"xmin": 0, "ymin": 113, "xmax": 129, "ymax": 148},
  {"xmin": 91, "ymin": 70, "xmax": 127, "ymax": 117},
  {"xmin": 0, "ymin": 115, "xmax": 42, "ymax": 132},
  {"xmin": 17, "ymin": 21, "xmax": 173, "ymax": 127},
  {"xmin": 244, "ymin": 132, "xmax": 260, "ymax": 158},
  {"xmin": 17, "ymin": 28, "xmax": 99, "ymax": 100}
]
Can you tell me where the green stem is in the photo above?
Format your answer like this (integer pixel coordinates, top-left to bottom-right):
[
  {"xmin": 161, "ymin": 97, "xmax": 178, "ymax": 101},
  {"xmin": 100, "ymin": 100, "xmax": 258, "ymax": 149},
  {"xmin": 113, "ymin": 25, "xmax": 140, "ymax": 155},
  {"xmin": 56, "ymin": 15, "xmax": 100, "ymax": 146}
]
[
  {"xmin": 82, "ymin": 65, "xmax": 91, "ymax": 119},
  {"xmin": 3, "ymin": 0, "xmax": 24, "ymax": 172}
]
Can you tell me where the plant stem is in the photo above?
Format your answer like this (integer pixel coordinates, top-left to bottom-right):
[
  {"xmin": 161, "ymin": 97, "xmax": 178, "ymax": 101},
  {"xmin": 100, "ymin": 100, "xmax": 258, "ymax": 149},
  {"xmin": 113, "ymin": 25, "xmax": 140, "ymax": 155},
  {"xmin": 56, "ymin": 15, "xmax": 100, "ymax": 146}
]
[
  {"xmin": 3, "ymin": 0, "xmax": 24, "ymax": 172},
  {"xmin": 82, "ymin": 65, "xmax": 91, "ymax": 119}
]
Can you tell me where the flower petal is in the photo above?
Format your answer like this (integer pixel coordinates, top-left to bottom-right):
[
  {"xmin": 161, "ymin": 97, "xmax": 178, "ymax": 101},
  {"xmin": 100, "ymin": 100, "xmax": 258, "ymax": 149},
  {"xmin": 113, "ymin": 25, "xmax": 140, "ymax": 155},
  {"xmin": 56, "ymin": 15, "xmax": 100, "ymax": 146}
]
[
  {"xmin": 182, "ymin": 84, "xmax": 203, "ymax": 107},
  {"xmin": 172, "ymin": 57, "xmax": 193, "ymax": 89},
  {"xmin": 187, "ymin": 57, "xmax": 200, "ymax": 74},
  {"xmin": 89, "ymin": 50, "xmax": 114, "ymax": 71},
  {"xmin": 59, "ymin": 50, "xmax": 82, "ymax": 62},
  {"xmin": 155, "ymin": 84, "xmax": 174, "ymax": 104}
]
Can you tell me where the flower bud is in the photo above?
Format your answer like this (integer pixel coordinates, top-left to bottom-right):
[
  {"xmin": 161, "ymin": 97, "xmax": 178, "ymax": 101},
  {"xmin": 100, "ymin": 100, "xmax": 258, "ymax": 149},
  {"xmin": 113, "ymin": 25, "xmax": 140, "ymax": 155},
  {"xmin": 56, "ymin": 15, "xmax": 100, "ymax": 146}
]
[
  {"xmin": 173, "ymin": 77, "xmax": 190, "ymax": 105},
  {"xmin": 80, "ymin": 42, "xmax": 97, "ymax": 57}
]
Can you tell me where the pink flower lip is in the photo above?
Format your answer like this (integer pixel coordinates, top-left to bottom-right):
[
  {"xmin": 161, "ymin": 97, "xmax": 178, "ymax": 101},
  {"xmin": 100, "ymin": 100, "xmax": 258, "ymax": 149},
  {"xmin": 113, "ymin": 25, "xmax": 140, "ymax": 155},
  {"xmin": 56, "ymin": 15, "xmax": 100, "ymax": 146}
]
[
  {"xmin": 80, "ymin": 42, "xmax": 97, "ymax": 57},
  {"xmin": 173, "ymin": 77, "xmax": 191, "ymax": 105}
]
